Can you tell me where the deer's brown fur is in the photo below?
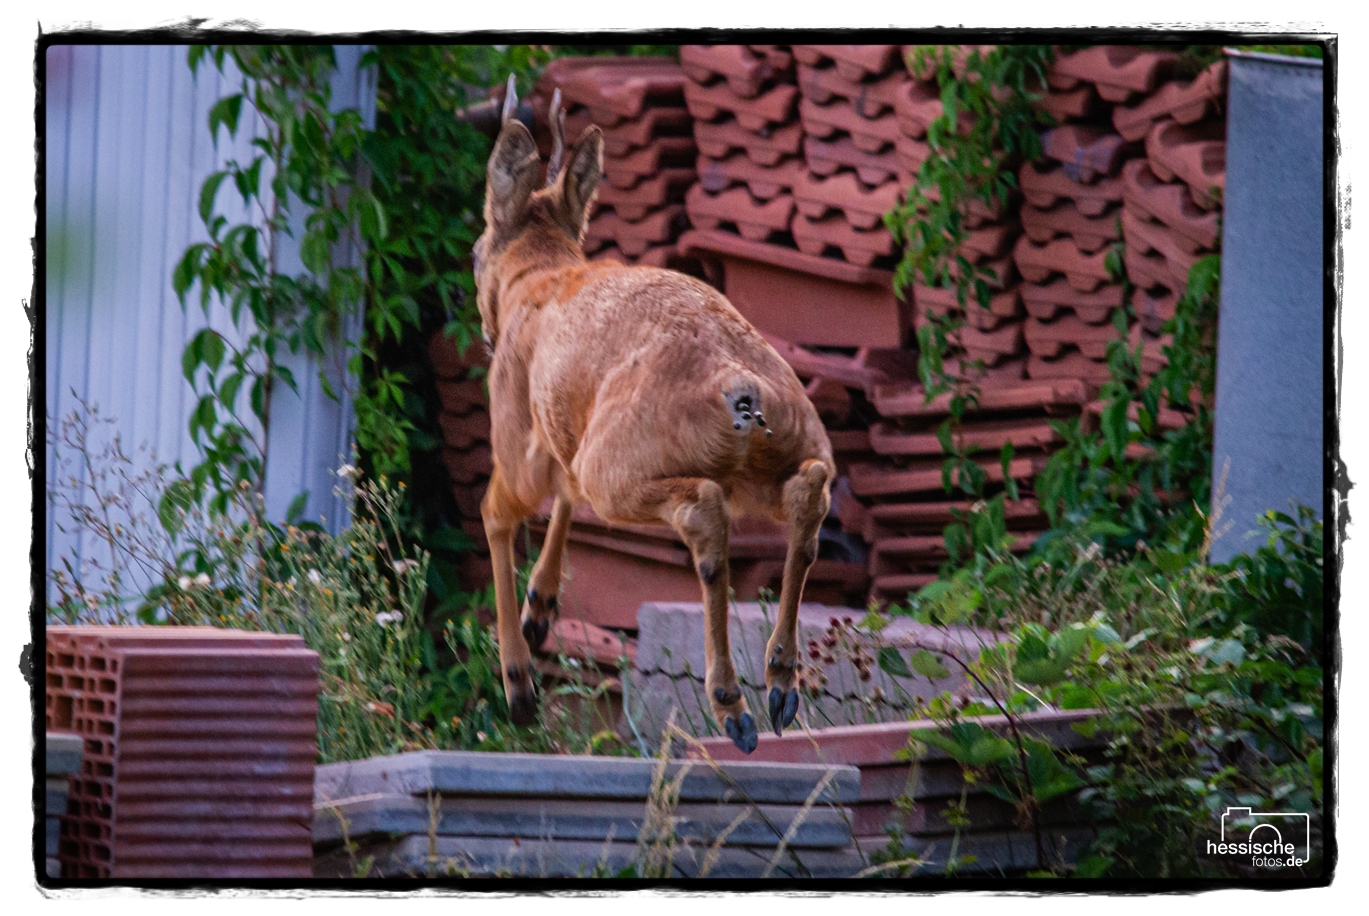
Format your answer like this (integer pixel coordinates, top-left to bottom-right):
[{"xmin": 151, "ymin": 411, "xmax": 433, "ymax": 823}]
[{"xmin": 473, "ymin": 93, "xmax": 834, "ymax": 752}]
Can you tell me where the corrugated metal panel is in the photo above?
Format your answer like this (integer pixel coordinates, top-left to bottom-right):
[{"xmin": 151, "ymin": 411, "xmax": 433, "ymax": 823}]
[
  {"xmin": 1210, "ymin": 52, "xmax": 1325, "ymax": 563},
  {"xmin": 45, "ymin": 45, "xmax": 376, "ymax": 601}
]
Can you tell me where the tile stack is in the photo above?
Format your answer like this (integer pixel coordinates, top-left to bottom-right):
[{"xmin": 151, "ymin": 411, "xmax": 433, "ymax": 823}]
[
  {"xmin": 45, "ymin": 626, "xmax": 319, "ymax": 879},
  {"xmin": 532, "ymin": 57, "xmax": 696, "ymax": 271},
  {"xmin": 678, "ymin": 44, "xmax": 913, "ymax": 351},
  {"xmin": 428, "ymin": 332, "xmax": 494, "ymax": 590}
]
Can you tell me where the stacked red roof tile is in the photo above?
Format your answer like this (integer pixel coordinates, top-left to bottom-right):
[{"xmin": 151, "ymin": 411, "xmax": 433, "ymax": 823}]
[
  {"xmin": 434, "ymin": 47, "xmax": 1228, "ymax": 618},
  {"xmin": 428, "ymin": 332, "xmax": 494, "ymax": 591},
  {"xmin": 532, "ymin": 57, "xmax": 697, "ymax": 271}
]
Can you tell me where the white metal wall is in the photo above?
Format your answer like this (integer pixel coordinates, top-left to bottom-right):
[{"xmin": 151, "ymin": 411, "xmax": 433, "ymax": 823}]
[{"xmin": 44, "ymin": 44, "xmax": 375, "ymax": 596}]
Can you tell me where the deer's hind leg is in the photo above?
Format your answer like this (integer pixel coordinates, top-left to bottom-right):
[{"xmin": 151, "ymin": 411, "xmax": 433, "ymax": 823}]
[
  {"xmin": 765, "ymin": 459, "xmax": 832, "ymax": 735},
  {"xmin": 521, "ymin": 496, "xmax": 572, "ymax": 652},
  {"xmin": 482, "ymin": 466, "xmax": 541, "ymax": 727},
  {"xmin": 593, "ymin": 475, "xmax": 758, "ymax": 754}
]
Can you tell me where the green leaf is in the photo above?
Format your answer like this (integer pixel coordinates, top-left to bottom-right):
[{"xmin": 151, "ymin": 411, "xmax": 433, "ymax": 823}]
[
  {"xmin": 218, "ymin": 372, "xmax": 244, "ymax": 410},
  {"xmin": 878, "ymin": 646, "xmax": 915, "ymax": 679},
  {"xmin": 1209, "ymin": 638, "xmax": 1246, "ymax": 666},
  {"xmin": 202, "ymin": 330, "xmax": 225, "ymax": 372},
  {"xmin": 1016, "ymin": 658, "xmax": 1065, "ymax": 686},
  {"xmin": 208, "ymin": 93, "xmax": 245, "ymax": 143},
  {"xmin": 909, "ymin": 649, "xmax": 951, "ymax": 680},
  {"xmin": 1101, "ymin": 395, "xmax": 1130, "ymax": 462},
  {"xmin": 199, "ymin": 171, "xmax": 229, "ymax": 224},
  {"xmin": 285, "ymin": 491, "xmax": 310, "ymax": 525},
  {"xmin": 1074, "ymin": 855, "xmax": 1114, "ymax": 878}
]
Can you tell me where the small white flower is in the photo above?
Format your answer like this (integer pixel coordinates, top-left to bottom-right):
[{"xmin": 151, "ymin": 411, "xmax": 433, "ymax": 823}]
[
  {"xmin": 375, "ymin": 611, "xmax": 394, "ymax": 627},
  {"xmin": 341, "ymin": 632, "xmax": 351, "ymax": 643},
  {"xmin": 178, "ymin": 575, "xmax": 192, "ymax": 590},
  {"xmin": 194, "ymin": 572, "xmax": 211, "ymax": 589},
  {"xmin": 392, "ymin": 559, "xmax": 419, "ymax": 576},
  {"xmin": 390, "ymin": 611, "xmax": 403, "ymax": 625},
  {"xmin": 307, "ymin": 569, "xmax": 322, "ymax": 585},
  {"xmin": 336, "ymin": 464, "xmax": 359, "ymax": 482}
]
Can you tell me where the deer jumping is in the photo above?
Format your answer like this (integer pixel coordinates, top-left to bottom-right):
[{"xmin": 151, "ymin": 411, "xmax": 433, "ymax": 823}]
[{"xmin": 472, "ymin": 80, "xmax": 834, "ymax": 754}]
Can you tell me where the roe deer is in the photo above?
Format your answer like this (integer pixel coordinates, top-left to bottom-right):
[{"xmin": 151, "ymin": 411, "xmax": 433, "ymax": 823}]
[{"xmin": 471, "ymin": 82, "xmax": 834, "ymax": 753}]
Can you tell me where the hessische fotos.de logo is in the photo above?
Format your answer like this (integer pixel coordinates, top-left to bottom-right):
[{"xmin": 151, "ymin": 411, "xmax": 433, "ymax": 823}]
[{"xmin": 1206, "ymin": 807, "xmax": 1311, "ymax": 868}]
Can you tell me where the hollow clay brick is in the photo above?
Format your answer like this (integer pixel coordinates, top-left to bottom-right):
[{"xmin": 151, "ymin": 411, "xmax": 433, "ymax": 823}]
[
  {"xmin": 1026, "ymin": 350, "xmax": 1113, "ymax": 385},
  {"xmin": 443, "ymin": 444, "xmax": 493, "ymax": 484},
  {"xmin": 1041, "ymin": 124, "xmax": 1139, "ymax": 183},
  {"xmin": 797, "ymin": 63, "xmax": 907, "ymax": 117},
  {"xmin": 428, "ymin": 332, "xmax": 486, "ymax": 380},
  {"xmin": 1120, "ymin": 160, "xmax": 1220, "ymax": 252},
  {"xmin": 436, "ymin": 378, "xmax": 487, "ymax": 415},
  {"xmin": 1129, "ymin": 322, "xmax": 1172, "ymax": 375},
  {"xmin": 804, "ymin": 135, "xmax": 900, "ymax": 186},
  {"xmin": 585, "ymin": 205, "xmax": 688, "ymax": 257},
  {"xmin": 848, "ymin": 455, "xmax": 1049, "ymax": 499},
  {"xmin": 1113, "ymin": 59, "xmax": 1228, "ymax": 142},
  {"xmin": 791, "ymin": 213, "xmax": 897, "ymax": 266},
  {"xmin": 961, "ymin": 319, "xmax": 1026, "ymax": 360},
  {"xmin": 793, "ymin": 170, "xmax": 902, "ymax": 230},
  {"xmin": 684, "ymin": 79, "xmax": 800, "ymax": 132},
  {"xmin": 895, "ymin": 134, "xmax": 931, "ymax": 178},
  {"xmin": 1020, "ymin": 279, "xmax": 1125, "ymax": 323},
  {"xmin": 792, "ymin": 45, "xmax": 901, "ymax": 81},
  {"xmin": 437, "ymin": 410, "xmax": 492, "ymax": 450},
  {"xmin": 1013, "ymin": 235, "xmax": 1114, "ymax": 291},
  {"xmin": 1048, "ymin": 46, "xmax": 1179, "ymax": 103},
  {"xmin": 602, "ymin": 136, "xmax": 697, "ymax": 185},
  {"xmin": 1137, "ymin": 286, "xmax": 1181, "ymax": 334},
  {"xmin": 1121, "ymin": 207, "xmax": 1201, "ymax": 290},
  {"xmin": 762, "ymin": 333, "xmax": 919, "ymax": 395},
  {"xmin": 1019, "ymin": 161, "xmax": 1123, "ymax": 216},
  {"xmin": 594, "ymin": 169, "xmax": 695, "ymax": 222},
  {"xmin": 1020, "ymin": 201, "xmax": 1121, "ymax": 252},
  {"xmin": 1145, "ymin": 118, "xmax": 1226, "ymax": 210},
  {"xmin": 685, "ymin": 183, "xmax": 795, "ymax": 240},
  {"xmin": 893, "ymin": 78, "xmax": 944, "ymax": 139},
  {"xmin": 695, "ymin": 117, "xmax": 805, "ymax": 166},
  {"xmin": 545, "ymin": 58, "xmax": 689, "ymax": 123},
  {"xmin": 913, "ymin": 282, "xmax": 1023, "ymax": 321},
  {"xmin": 944, "ymin": 355, "xmax": 1030, "ymax": 384},
  {"xmin": 872, "ymin": 376, "xmax": 1089, "ymax": 418},
  {"xmin": 564, "ymin": 105, "xmax": 693, "ymax": 158},
  {"xmin": 680, "ymin": 45, "xmax": 778, "ymax": 99},
  {"xmin": 697, "ymin": 153, "xmax": 806, "ymax": 199},
  {"xmin": 799, "ymin": 97, "xmax": 901, "ymax": 153},
  {"xmin": 1024, "ymin": 313, "xmax": 1125, "ymax": 359}
]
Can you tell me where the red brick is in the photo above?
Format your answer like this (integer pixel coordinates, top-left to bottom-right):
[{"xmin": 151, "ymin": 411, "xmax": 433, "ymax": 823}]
[
  {"xmin": 695, "ymin": 117, "xmax": 804, "ymax": 166},
  {"xmin": 792, "ymin": 45, "xmax": 901, "ymax": 81},
  {"xmin": 805, "ymin": 376, "xmax": 853, "ymax": 426},
  {"xmin": 913, "ymin": 282, "xmax": 1023, "ymax": 322},
  {"xmin": 1121, "ymin": 208, "xmax": 1201, "ymax": 290},
  {"xmin": 594, "ymin": 169, "xmax": 695, "ymax": 222},
  {"xmin": 762, "ymin": 333, "xmax": 918, "ymax": 395},
  {"xmin": 1024, "ymin": 313, "xmax": 1125, "ymax": 360},
  {"xmin": 804, "ymin": 135, "xmax": 899, "ymax": 186},
  {"xmin": 793, "ymin": 169, "xmax": 901, "ymax": 231},
  {"xmin": 863, "ymin": 497, "xmax": 1047, "ymax": 539},
  {"xmin": 1040, "ymin": 124, "xmax": 1139, "ymax": 183},
  {"xmin": 871, "ymin": 531, "xmax": 1038, "ymax": 574},
  {"xmin": 428, "ymin": 331, "xmax": 486, "ymax": 379},
  {"xmin": 563, "ymin": 105, "xmax": 693, "ymax": 158},
  {"xmin": 798, "ymin": 63, "xmax": 907, "ymax": 117},
  {"xmin": 1084, "ymin": 397, "xmax": 1192, "ymax": 433},
  {"xmin": 680, "ymin": 45, "xmax": 781, "ymax": 99},
  {"xmin": 1137, "ymin": 286, "xmax": 1181, "ymax": 333},
  {"xmin": 961, "ymin": 320, "xmax": 1026, "ymax": 362},
  {"xmin": 1037, "ymin": 84, "xmax": 1105, "ymax": 122},
  {"xmin": 914, "ymin": 294, "xmax": 1019, "ymax": 332},
  {"xmin": 872, "ymin": 377, "xmax": 1090, "ymax": 418},
  {"xmin": 684, "ymin": 79, "xmax": 800, "ymax": 132},
  {"xmin": 800, "ymin": 97, "xmax": 901, "ymax": 154},
  {"xmin": 1020, "ymin": 201, "xmax": 1121, "ymax": 252},
  {"xmin": 436, "ymin": 378, "xmax": 487, "ymax": 414},
  {"xmin": 601, "ymin": 136, "xmax": 697, "ymax": 186},
  {"xmin": 443, "ymin": 444, "xmax": 493, "ymax": 485},
  {"xmin": 1145, "ymin": 118, "xmax": 1226, "ymax": 210},
  {"xmin": 893, "ymin": 78, "xmax": 947, "ymax": 139},
  {"xmin": 697, "ymin": 153, "xmax": 805, "ymax": 199},
  {"xmin": 1113, "ymin": 59, "xmax": 1228, "ymax": 142},
  {"xmin": 791, "ymin": 213, "xmax": 896, "ymax": 266},
  {"xmin": 1026, "ymin": 350, "xmax": 1113, "ymax": 385},
  {"xmin": 584, "ymin": 205, "xmax": 688, "ymax": 256},
  {"xmin": 1013, "ymin": 235, "xmax": 1114, "ymax": 291},
  {"xmin": 895, "ymin": 134, "xmax": 931, "ymax": 178},
  {"xmin": 1049, "ymin": 46, "xmax": 1179, "ymax": 103},
  {"xmin": 1129, "ymin": 323, "xmax": 1172, "ymax": 375},
  {"xmin": 943, "ymin": 356, "xmax": 1029, "ymax": 384},
  {"xmin": 685, "ymin": 183, "xmax": 795, "ymax": 240},
  {"xmin": 1021, "ymin": 279, "xmax": 1124, "ymax": 323},
  {"xmin": 748, "ymin": 45, "xmax": 796, "ymax": 74},
  {"xmin": 848, "ymin": 455, "xmax": 1049, "ymax": 499}
]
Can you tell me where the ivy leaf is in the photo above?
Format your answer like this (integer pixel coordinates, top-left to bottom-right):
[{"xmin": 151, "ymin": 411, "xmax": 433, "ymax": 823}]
[{"xmin": 208, "ymin": 93, "xmax": 245, "ymax": 143}]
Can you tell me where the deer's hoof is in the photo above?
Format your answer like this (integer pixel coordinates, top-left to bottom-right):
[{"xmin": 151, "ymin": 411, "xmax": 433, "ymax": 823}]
[
  {"xmin": 506, "ymin": 666, "xmax": 538, "ymax": 727},
  {"xmin": 768, "ymin": 686, "xmax": 801, "ymax": 735},
  {"xmin": 521, "ymin": 615, "xmax": 550, "ymax": 652},
  {"xmin": 724, "ymin": 712, "xmax": 758, "ymax": 754}
]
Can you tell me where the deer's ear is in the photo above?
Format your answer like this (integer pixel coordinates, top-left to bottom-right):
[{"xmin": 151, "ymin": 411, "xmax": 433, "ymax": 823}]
[
  {"xmin": 559, "ymin": 126, "xmax": 603, "ymax": 238},
  {"xmin": 487, "ymin": 120, "xmax": 541, "ymax": 226}
]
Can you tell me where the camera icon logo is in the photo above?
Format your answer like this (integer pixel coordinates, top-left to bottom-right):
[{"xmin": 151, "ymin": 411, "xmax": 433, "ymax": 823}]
[{"xmin": 1219, "ymin": 807, "xmax": 1310, "ymax": 863}]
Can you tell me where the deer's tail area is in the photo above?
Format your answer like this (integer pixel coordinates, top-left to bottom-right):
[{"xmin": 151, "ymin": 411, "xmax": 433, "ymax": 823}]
[{"xmin": 721, "ymin": 373, "xmax": 768, "ymax": 436}]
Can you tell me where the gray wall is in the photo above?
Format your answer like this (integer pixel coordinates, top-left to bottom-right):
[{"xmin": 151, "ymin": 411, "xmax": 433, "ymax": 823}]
[
  {"xmin": 44, "ymin": 44, "xmax": 375, "ymax": 599},
  {"xmin": 1210, "ymin": 51, "xmax": 1325, "ymax": 563}
]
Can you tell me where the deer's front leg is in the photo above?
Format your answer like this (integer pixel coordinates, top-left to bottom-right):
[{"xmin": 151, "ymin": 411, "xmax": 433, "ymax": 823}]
[
  {"xmin": 521, "ymin": 496, "xmax": 573, "ymax": 652},
  {"xmin": 482, "ymin": 469, "xmax": 538, "ymax": 726}
]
